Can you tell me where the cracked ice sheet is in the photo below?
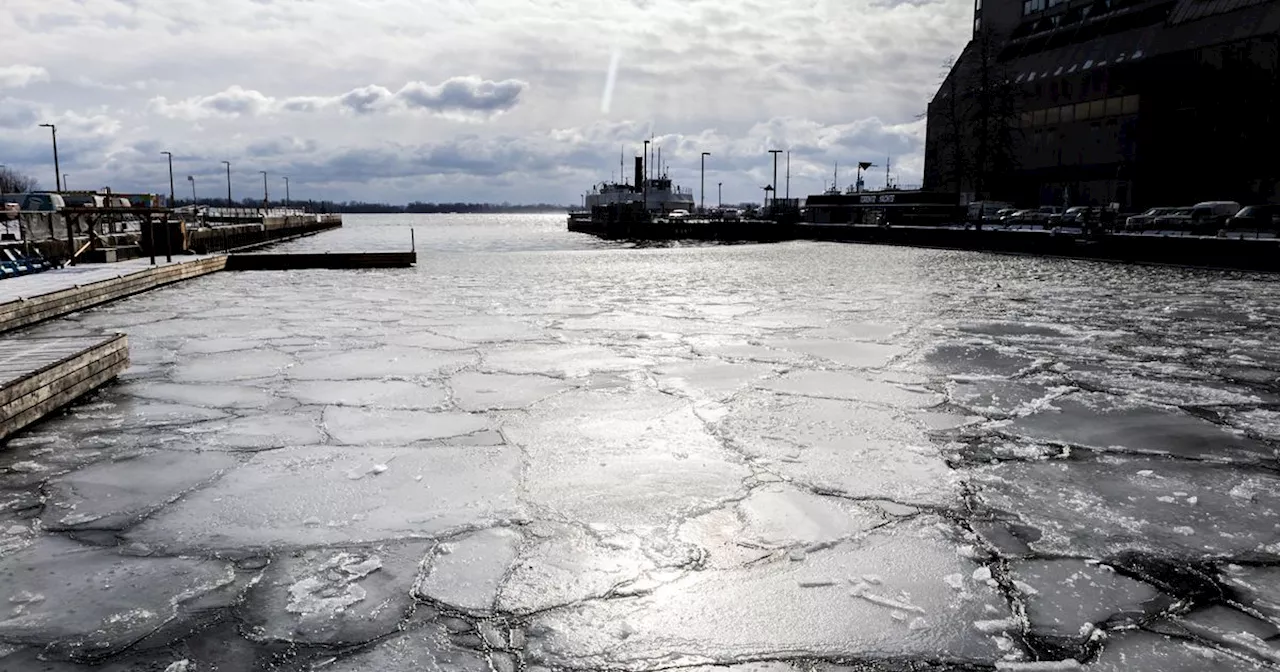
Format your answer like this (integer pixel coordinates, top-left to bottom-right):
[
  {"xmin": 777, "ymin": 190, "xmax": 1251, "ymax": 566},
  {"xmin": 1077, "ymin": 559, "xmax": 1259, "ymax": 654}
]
[
  {"xmin": 125, "ymin": 445, "xmax": 523, "ymax": 553},
  {"xmin": 322, "ymin": 407, "xmax": 491, "ymax": 445},
  {"xmin": 761, "ymin": 338, "xmax": 904, "ymax": 368},
  {"xmin": 170, "ymin": 349, "xmax": 296, "ymax": 383},
  {"xmin": 1008, "ymin": 559, "xmax": 1164, "ymax": 640},
  {"xmin": 526, "ymin": 519, "xmax": 1009, "ymax": 669},
  {"xmin": 482, "ymin": 343, "xmax": 651, "ymax": 378},
  {"xmin": 118, "ymin": 382, "xmax": 278, "ymax": 409},
  {"xmin": 242, "ymin": 541, "xmax": 430, "ymax": 644},
  {"xmin": 970, "ymin": 456, "xmax": 1280, "ymax": 558},
  {"xmin": 0, "ymin": 537, "xmax": 235, "ymax": 659},
  {"xmin": 448, "ymin": 371, "xmax": 572, "ymax": 411},
  {"xmin": 318, "ymin": 623, "xmax": 489, "ymax": 672},
  {"xmin": 1086, "ymin": 630, "xmax": 1268, "ymax": 671},
  {"xmin": 503, "ymin": 388, "xmax": 750, "ymax": 527},
  {"xmin": 719, "ymin": 393, "xmax": 957, "ymax": 507},
  {"xmin": 289, "ymin": 347, "xmax": 476, "ymax": 380},
  {"xmin": 652, "ymin": 361, "xmax": 778, "ymax": 402},
  {"xmin": 285, "ymin": 380, "xmax": 448, "ymax": 409},
  {"xmin": 415, "ymin": 527, "xmax": 522, "ymax": 613},
  {"xmin": 41, "ymin": 451, "xmax": 241, "ymax": 531},
  {"xmin": 1002, "ymin": 395, "xmax": 1274, "ymax": 464},
  {"xmin": 758, "ymin": 370, "xmax": 943, "ymax": 408},
  {"xmin": 498, "ymin": 522, "xmax": 659, "ymax": 615}
]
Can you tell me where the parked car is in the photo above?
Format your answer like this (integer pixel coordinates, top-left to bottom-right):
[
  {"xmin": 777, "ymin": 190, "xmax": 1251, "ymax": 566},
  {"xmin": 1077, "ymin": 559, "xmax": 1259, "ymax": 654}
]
[
  {"xmin": 1153, "ymin": 208, "xmax": 1195, "ymax": 230},
  {"xmin": 995, "ymin": 207, "xmax": 1019, "ymax": 222},
  {"xmin": 1125, "ymin": 207, "xmax": 1180, "ymax": 230},
  {"xmin": 1226, "ymin": 204, "xmax": 1279, "ymax": 231},
  {"xmin": 1189, "ymin": 201, "xmax": 1241, "ymax": 230}
]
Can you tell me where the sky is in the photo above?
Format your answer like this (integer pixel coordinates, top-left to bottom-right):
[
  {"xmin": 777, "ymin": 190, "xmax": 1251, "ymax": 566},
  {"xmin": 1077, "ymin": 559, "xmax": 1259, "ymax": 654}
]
[{"xmin": 0, "ymin": 0, "xmax": 971, "ymax": 205}]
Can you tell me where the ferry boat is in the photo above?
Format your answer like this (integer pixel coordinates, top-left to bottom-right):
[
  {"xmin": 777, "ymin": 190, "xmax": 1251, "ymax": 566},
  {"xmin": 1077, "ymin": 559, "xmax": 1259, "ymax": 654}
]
[{"xmin": 568, "ymin": 155, "xmax": 695, "ymax": 227}]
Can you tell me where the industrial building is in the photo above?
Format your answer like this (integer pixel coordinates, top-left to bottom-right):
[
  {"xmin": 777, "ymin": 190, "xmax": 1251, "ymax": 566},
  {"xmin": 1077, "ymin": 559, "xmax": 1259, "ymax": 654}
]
[{"xmin": 923, "ymin": 0, "xmax": 1280, "ymax": 209}]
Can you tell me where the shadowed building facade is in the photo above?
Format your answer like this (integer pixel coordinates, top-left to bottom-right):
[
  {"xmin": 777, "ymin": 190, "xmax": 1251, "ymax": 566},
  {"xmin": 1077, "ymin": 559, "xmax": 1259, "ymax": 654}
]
[{"xmin": 924, "ymin": 0, "xmax": 1280, "ymax": 209}]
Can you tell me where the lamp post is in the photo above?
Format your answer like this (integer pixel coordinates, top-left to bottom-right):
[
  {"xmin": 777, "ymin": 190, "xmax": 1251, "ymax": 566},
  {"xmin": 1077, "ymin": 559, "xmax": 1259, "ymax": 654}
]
[
  {"xmin": 642, "ymin": 140, "xmax": 650, "ymax": 213},
  {"xmin": 187, "ymin": 175, "xmax": 196, "ymax": 205},
  {"xmin": 259, "ymin": 170, "xmax": 268, "ymax": 207},
  {"xmin": 221, "ymin": 161, "xmax": 232, "ymax": 205},
  {"xmin": 700, "ymin": 152, "xmax": 710, "ymax": 213},
  {"xmin": 718, "ymin": 182, "xmax": 722, "ymax": 208},
  {"xmin": 38, "ymin": 123, "xmax": 61, "ymax": 191},
  {"xmin": 283, "ymin": 176, "xmax": 290, "ymax": 208},
  {"xmin": 62, "ymin": 174, "xmax": 69, "ymax": 191},
  {"xmin": 768, "ymin": 150, "xmax": 782, "ymax": 211},
  {"xmin": 161, "ymin": 151, "xmax": 175, "ymax": 207}
]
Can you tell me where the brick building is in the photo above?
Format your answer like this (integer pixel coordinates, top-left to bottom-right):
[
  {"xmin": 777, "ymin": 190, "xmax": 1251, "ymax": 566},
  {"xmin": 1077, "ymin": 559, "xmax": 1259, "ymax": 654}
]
[{"xmin": 924, "ymin": 0, "xmax": 1280, "ymax": 209}]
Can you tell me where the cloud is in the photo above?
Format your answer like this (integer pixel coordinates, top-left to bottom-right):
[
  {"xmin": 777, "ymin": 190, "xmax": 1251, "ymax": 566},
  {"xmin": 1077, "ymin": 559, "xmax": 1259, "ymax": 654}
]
[
  {"xmin": 149, "ymin": 85, "xmax": 275, "ymax": 119},
  {"xmin": 149, "ymin": 77, "xmax": 529, "ymax": 120},
  {"xmin": 0, "ymin": 65, "xmax": 50, "ymax": 88},
  {"xmin": 397, "ymin": 77, "xmax": 527, "ymax": 117},
  {"xmin": 0, "ymin": 99, "xmax": 42, "ymax": 129}
]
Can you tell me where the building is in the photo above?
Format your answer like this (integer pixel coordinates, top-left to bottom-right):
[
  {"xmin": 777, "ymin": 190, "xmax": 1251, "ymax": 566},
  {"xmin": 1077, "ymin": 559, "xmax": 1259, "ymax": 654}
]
[{"xmin": 924, "ymin": 0, "xmax": 1280, "ymax": 210}]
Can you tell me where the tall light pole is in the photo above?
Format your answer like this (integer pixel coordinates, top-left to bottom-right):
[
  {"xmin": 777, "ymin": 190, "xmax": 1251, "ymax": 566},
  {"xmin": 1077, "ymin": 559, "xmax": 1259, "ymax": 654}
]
[
  {"xmin": 221, "ymin": 161, "xmax": 232, "ymax": 205},
  {"xmin": 768, "ymin": 149, "xmax": 782, "ymax": 210},
  {"xmin": 187, "ymin": 175, "xmax": 196, "ymax": 205},
  {"xmin": 38, "ymin": 123, "xmax": 61, "ymax": 192},
  {"xmin": 283, "ymin": 176, "xmax": 290, "ymax": 207},
  {"xmin": 259, "ymin": 170, "xmax": 268, "ymax": 207},
  {"xmin": 642, "ymin": 140, "xmax": 650, "ymax": 213},
  {"xmin": 63, "ymin": 174, "xmax": 69, "ymax": 191},
  {"xmin": 718, "ymin": 182, "xmax": 722, "ymax": 208},
  {"xmin": 700, "ymin": 152, "xmax": 710, "ymax": 213},
  {"xmin": 161, "ymin": 152, "xmax": 175, "ymax": 207},
  {"xmin": 785, "ymin": 151, "xmax": 791, "ymax": 201}
]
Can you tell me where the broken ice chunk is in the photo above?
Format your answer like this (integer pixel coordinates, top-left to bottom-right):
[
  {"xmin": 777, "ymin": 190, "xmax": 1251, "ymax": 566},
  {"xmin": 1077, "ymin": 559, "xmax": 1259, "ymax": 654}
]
[{"xmin": 975, "ymin": 617, "xmax": 1020, "ymax": 634}]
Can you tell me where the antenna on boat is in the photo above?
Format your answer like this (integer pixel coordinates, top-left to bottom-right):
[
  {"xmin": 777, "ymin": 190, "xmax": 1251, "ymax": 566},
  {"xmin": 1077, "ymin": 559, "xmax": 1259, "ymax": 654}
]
[
  {"xmin": 620, "ymin": 146, "xmax": 625, "ymax": 186},
  {"xmin": 886, "ymin": 157, "xmax": 891, "ymax": 189}
]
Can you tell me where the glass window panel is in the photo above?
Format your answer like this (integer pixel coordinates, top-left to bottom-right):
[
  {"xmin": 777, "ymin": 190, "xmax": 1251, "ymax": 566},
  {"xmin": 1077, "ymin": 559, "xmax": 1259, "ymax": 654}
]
[
  {"xmin": 1021, "ymin": 112, "xmax": 1033, "ymax": 126},
  {"xmin": 1089, "ymin": 100, "xmax": 1106, "ymax": 117},
  {"xmin": 1075, "ymin": 102, "xmax": 1091, "ymax": 120},
  {"xmin": 1121, "ymin": 94, "xmax": 1139, "ymax": 113},
  {"xmin": 1033, "ymin": 109, "xmax": 1047, "ymax": 125},
  {"xmin": 1105, "ymin": 97, "xmax": 1123, "ymax": 115},
  {"xmin": 1060, "ymin": 105, "xmax": 1074, "ymax": 122},
  {"xmin": 1046, "ymin": 107, "xmax": 1060, "ymax": 123}
]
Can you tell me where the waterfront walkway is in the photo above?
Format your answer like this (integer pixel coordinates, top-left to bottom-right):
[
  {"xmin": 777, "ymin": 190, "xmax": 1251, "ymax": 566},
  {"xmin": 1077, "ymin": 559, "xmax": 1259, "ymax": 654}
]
[{"xmin": 0, "ymin": 257, "xmax": 213, "ymax": 305}]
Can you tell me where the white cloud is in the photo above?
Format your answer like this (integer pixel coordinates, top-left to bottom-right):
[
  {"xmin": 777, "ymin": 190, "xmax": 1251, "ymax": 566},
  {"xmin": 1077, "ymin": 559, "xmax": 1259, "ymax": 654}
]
[
  {"xmin": 148, "ymin": 78, "xmax": 531, "ymax": 120},
  {"xmin": 0, "ymin": 65, "xmax": 50, "ymax": 88},
  {"xmin": 0, "ymin": 0, "xmax": 969, "ymax": 202}
]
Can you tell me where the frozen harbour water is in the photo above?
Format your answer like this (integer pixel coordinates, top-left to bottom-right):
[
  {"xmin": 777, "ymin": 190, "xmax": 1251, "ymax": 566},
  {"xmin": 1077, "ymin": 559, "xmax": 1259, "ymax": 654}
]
[{"xmin": 1, "ymin": 214, "xmax": 1280, "ymax": 670}]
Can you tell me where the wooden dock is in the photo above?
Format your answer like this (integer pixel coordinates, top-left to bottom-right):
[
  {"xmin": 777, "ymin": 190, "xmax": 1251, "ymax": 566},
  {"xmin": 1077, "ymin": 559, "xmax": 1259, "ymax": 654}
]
[
  {"xmin": 224, "ymin": 252, "xmax": 416, "ymax": 270},
  {"xmin": 0, "ymin": 335, "xmax": 128, "ymax": 442},
  {"xmin": 0, "ymin": 256, "xmax": 227, "ymax": 335}
]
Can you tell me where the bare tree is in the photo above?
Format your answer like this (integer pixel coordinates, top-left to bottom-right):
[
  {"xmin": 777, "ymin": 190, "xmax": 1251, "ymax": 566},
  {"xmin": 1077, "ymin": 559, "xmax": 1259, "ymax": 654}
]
[{"xmin": 0, "ymin": 168, "xmax": 39, "ymax": 194}]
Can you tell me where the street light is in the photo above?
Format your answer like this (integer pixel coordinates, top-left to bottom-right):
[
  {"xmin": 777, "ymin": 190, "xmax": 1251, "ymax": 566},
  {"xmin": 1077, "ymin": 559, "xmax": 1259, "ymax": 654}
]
[
  {"xmin": 38, "ymin": 123, "xmax": 61, "ymax": 192},
  {"xmin": 283, "ymin": 176, "xmax": 290, "ymax": 208},
  {"xmin": 259, "ymin": 170, "xmax": 268, "ymax": 207},
  {"xmin": 62, "ymin": 174, "xmax": 69, "ymax": 191},
  {"xmin": 161, "ymin": 152, "xmax": 175, "ymax": 207},
  {"xmin": 187, "ymin": 175, "xmax": 196, "ymax": 205},
  {"xmin": 221, "ymin": 161, "xmax": 232, "ymax": 205},
  {"xmin": 642, "ymin": 140, "xmax": 650, "ymax": 213},
  {"xmin": 718, "ymin": 182, "xmax": 723, "ymax": 208},
  {"xmin": 700, "ymin": 152, "xmax": 711, "ymax": 213},
  {"xmin": 768, "ymin": 150, "xmax": 782, "ymax": 211}
]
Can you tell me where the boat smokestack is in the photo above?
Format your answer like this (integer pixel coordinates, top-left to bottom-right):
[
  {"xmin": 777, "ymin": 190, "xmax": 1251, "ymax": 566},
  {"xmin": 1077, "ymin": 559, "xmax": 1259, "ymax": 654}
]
[{"xmin": 635, "ymin": 156, "xmax": 644, "ymax": 190}]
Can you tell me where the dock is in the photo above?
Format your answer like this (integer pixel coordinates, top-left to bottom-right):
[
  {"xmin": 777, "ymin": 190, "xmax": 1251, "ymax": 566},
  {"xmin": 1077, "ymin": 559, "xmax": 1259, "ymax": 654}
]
[
  {"xmin": 224, "ymin": 251, "xmax": 416, "ymax": 270},
  {"xmin": 0, "ymin": 256, "xmax": 227, "ymax": 335},
  {"xmin": 0, "ymin": 335, "xmax": 128, "ymax": 442}
]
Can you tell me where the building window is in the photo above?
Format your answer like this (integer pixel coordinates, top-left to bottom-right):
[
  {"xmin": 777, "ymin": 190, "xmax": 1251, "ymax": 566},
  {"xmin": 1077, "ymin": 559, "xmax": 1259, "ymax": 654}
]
[
  {"xmin": 1046, "ymin": 107, "xmax": 1061, "ymax": 123},
  {"xmin": 1023, "ymin": 0, "xmax": 1045, "ymax": 14},
  {"xmin": 1075, "ymin": 102, "xmax": 1091, "ymax": 120},
  {"xmin": 1089, "ymin": 99, "xmax": 1107, "ymax": 117},
  {"xmin": 1121, "ymin": 94, "xmax": 1139, "ymax": 114},
  {"xmin": 1105, "ymin": 96, "xmax": 1123, "ymax": 116},
  {"xmin": 1060, "ymin": 104, "xmax": 1074, "ymax": 122},
  {"xmin": 1033, "ymin": 109, "xmax": 1047, "ymax": 125}
]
